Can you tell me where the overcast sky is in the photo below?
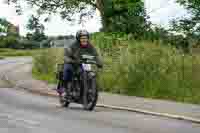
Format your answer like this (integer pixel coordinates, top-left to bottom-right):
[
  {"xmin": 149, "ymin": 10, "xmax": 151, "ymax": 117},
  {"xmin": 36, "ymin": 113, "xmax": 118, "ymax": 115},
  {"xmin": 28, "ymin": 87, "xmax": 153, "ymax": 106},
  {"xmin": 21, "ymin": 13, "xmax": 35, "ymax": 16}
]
[{"xmin": 0, "ymin": 0, "xmax": 187, "ymax": 36}]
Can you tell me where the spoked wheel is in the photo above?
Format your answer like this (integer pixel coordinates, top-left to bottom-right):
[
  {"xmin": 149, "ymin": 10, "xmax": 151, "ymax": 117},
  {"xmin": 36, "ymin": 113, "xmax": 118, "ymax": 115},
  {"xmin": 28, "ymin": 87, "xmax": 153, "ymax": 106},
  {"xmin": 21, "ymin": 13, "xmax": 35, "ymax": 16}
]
[{"xmin": 83, "ymin": 75, "xmax": 98, "ymax": 111}]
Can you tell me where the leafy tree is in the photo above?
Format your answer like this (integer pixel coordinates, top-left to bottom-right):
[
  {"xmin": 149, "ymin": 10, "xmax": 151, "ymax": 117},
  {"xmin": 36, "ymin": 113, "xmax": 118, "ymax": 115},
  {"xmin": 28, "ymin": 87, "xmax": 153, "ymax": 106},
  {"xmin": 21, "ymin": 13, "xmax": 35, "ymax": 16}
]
[
  {"xmin": 165, "ymin": 0, "xmax": 200, "ymax": 49},
  {"xmin": 26, "ymin": 32, "xmax": 33, "ymax": 40},
  {"xmin": 27, "ymin": 15, "xmax": 44, "ymax": 32},
  {"xmin": 3, "ymin": 35, "xmax": 18, "ymax": 48},
  {"xmin": 0, "ymin": 18, "xmax": 10, "ymax": 33},
  {"xmin": 26, "ymin": 15, "xmax": 47, "ymax": 42},
  {"xmin": 101, "ymin": 0, "xmax": 150, "ymax": 36},
  {"xmin": 0, "ymin": 37, "xmax": 6, "ymax": 48},
  {"xmin": 8, "ymin": 0, "xmax": 149, "ymax": 37},
  {"xmin": 171, "ymin": 1, "xmax": 200, "ymax": 37}
]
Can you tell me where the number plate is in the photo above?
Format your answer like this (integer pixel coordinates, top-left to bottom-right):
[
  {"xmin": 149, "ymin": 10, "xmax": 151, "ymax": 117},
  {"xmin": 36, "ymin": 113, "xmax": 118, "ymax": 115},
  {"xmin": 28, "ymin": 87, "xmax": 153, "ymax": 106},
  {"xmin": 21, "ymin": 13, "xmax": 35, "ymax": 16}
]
[{"xmin": 82, "ymin": 64, "xmax": 92, "ymax": 71}]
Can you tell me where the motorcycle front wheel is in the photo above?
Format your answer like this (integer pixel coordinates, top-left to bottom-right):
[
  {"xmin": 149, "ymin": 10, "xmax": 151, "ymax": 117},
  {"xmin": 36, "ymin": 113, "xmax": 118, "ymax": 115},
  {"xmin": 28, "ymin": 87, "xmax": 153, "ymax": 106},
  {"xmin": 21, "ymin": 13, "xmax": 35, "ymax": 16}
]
[{"xmin": 83, "ymin": 73, "xmax": 98, "ymax": 111}]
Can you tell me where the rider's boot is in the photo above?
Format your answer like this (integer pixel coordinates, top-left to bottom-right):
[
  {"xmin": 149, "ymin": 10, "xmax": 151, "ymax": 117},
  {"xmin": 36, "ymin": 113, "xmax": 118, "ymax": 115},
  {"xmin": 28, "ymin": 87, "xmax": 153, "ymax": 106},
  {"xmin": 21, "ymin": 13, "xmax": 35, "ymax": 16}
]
[{"xmin": 57, "ymin": 82, "xmax": 65, "ymax": 95}]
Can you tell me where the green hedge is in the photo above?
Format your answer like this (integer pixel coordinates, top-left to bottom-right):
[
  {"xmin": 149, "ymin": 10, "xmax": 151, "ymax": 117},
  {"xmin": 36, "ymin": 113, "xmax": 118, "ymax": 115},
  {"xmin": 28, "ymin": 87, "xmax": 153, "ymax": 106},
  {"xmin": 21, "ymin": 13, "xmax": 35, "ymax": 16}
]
[{"xmin": 32, "ymin": 33, "xmax": 200, "ymax": 104}]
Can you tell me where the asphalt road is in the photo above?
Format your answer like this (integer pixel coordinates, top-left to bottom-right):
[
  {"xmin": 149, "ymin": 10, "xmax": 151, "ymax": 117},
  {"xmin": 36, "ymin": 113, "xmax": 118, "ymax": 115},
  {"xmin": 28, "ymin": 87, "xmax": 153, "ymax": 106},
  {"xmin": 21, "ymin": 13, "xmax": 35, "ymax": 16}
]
[
  {"xmin": 0, "ymin": 87, "xmax": 199, "ymax": 133},
  {"xmin": 0, "ymin": 57, "xmax": 200, "ymax": 133},
  {"xmin": 0, "ymin": 57, "xmax": 31, "ymax": 87},
  {"xmin": 0, "ymin": 57, "xmax": 32, "ymax": 66}
]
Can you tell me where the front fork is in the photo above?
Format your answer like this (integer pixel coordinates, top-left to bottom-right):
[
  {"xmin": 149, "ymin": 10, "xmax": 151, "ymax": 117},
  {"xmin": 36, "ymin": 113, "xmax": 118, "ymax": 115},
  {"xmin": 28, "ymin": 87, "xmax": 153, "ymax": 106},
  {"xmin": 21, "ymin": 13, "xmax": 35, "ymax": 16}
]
[{"xmin": 82, "ymin": 71, "xmax": 88, "ymax": 104}]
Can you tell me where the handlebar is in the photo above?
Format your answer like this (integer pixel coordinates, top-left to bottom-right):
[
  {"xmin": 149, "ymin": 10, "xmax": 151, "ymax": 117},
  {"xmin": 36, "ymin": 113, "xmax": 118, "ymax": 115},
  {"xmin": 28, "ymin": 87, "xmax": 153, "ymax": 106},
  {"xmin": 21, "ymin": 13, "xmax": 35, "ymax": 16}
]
[
  {"xmin": 56, "ymin": 55, "xmax": 100, "ymax": 71},
  {"xmin": 78, "ymin": 54, "xmax": 97, "ymax": 64},
  {"xmin": 79, "ymin": 59, "xmax": 97, "ymax": 64}
]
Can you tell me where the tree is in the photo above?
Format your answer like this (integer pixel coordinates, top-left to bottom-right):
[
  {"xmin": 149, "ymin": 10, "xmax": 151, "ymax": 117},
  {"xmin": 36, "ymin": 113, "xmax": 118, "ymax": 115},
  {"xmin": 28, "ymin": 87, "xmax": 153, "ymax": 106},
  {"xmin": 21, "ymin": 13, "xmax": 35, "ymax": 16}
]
[
  {"xmin": 27, "ymin": 15, "xmax": 45, "ymax": 33},
  {"xmin": 0, "ymin": 18, "xmax": 10, "ymax": 33},
  {"xmin": 26, "ymin": 32, "xmax": 33, "ymax": 40},
  {"xmin": 100, "ymin": 0, "xmax": 149, "ymax": 36},
  {"xmin": 165, "ymin": 0, "xmax": 200, "ymax": 49},
  {"xmin": 0, "ymin": 18, "xmax": 20, "ymax": 48},
  {"xmin": 8, "ymin": 0, "xmax": 149, "ymax": 37},
  {"xmin": 3, "ymin": 35, "xmax": 18, "ymax": 48},
  {"xmin": 171, "ymin": 0, "xmax": 200, "ymax": 37},
  {"xmin": 26, "ymin": 15, "xmax": 46, "ymax": 42}
]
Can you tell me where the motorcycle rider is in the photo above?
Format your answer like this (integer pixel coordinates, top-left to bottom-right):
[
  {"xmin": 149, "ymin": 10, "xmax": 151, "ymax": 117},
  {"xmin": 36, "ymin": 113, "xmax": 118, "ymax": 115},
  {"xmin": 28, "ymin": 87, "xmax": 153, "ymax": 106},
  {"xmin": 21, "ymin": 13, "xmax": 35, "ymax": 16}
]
[{"xmin": 57, "ymin": 30, "xmax": 103, "ymax": 95}]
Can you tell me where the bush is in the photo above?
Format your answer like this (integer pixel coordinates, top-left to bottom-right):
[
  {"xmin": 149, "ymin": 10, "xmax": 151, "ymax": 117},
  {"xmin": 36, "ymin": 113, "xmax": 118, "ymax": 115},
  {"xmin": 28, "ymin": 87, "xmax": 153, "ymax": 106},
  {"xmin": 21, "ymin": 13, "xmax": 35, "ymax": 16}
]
[
  {"xmin": 32, "ymin": 33, "xmax": 199, "ymax": 104},
  {"xmin": 32, "ymin": 48, "xmax": 64, "ymax": 83},
  {"xmin": 3, "ymin": 36, "xmax": 18, "ymax": 48},
  {"xmin": 0, "ymin": 38, "xmax": 7, "ymax": 48},
  {"xmin": 91, "ymin": 33, "xmax": 198, "ymax": 104},
  {"xmin": 0, "ymin": 48, "xmax": 11, "ymax": 52},
  {"xmin": 0, "ymin": 35, "xmax": 41, "ymax": 49},
  {"xmin": 18, "ymin": 40, "xmax": 40, "ymax": 49}
]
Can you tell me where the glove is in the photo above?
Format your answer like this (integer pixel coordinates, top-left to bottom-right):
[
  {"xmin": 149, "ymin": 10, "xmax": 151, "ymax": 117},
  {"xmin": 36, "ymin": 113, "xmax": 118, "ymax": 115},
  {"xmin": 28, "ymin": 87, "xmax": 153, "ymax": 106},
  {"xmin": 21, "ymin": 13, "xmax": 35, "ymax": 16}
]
[
  {"xmin": 97, "ymin": 64, "xmax": 103, "ymax": 69},
  {"xmin": 71, "ymin": 59, "xmax": 80, "ymax": 64}
]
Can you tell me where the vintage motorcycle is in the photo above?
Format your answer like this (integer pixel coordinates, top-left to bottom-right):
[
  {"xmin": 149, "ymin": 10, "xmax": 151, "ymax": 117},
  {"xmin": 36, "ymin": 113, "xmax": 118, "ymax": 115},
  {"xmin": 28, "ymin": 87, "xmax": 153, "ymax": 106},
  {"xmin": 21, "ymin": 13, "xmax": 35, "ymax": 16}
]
[{"xmin": 56, "ymin": 54, "xmax": 99, "ymax": 111}]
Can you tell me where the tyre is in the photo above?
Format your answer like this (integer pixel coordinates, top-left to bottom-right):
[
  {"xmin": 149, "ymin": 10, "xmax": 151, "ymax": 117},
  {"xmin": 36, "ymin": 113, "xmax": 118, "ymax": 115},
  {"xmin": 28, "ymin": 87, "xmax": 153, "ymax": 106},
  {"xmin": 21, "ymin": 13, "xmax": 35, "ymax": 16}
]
[{"xmin": 83, "ymin": 74, "xmax": 98, "ymax": 111}]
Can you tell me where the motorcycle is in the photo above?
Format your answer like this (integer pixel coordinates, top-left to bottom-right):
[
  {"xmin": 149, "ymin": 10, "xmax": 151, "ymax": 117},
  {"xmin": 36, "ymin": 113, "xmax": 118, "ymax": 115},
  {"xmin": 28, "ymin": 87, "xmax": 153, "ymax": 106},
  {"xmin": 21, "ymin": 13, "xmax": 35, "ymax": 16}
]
[{"xmin": 56, "ymin": 54, "xmax": 99, "ymax": 111}]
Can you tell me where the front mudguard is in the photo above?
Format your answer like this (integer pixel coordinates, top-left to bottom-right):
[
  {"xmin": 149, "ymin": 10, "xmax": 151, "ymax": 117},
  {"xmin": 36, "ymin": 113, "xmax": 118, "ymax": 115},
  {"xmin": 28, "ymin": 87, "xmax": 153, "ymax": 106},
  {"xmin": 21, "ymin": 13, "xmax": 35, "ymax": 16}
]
[
  {"xmin": 88, "ymin": 71, "xmax": 96, "ymax": 79},
  {"xmin": 82, "ymin": 71, "xmax": 98, "ymax": 111}
]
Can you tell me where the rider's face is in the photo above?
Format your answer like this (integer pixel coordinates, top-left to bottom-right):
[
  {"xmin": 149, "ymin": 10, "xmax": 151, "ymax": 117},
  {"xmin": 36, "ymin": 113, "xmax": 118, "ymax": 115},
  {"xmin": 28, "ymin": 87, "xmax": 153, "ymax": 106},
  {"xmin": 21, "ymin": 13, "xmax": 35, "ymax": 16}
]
[{"xmin": 80, "ymin": 36, "xmax": 89, "ymax": 46}]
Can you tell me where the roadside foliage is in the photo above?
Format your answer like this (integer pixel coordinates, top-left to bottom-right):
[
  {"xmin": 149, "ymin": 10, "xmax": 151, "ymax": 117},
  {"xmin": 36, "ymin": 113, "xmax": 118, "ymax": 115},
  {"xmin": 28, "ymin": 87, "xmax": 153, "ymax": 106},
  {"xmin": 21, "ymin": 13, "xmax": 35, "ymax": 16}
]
[{"xmin": 32, "ymin": 33, "xmax": 199, "ymax": 104}]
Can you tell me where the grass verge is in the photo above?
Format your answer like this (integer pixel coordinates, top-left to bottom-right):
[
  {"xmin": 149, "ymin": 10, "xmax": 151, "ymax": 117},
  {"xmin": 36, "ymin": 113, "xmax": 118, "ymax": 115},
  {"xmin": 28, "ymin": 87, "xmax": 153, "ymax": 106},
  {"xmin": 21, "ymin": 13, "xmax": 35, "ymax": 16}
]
[{"xmin": 0, "ymin": 48, "xmax": 39, "ymax": 57}]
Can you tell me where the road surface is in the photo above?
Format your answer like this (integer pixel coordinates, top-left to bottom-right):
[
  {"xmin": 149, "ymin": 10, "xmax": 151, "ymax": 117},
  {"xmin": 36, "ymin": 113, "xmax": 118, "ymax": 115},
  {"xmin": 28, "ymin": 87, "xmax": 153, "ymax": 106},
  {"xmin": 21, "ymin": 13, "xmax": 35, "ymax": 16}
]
[
  {"xmin": 0, "ymin": 87, "xmax": 199, "ymax": 133},
  {"xmin": 0, "ymin": 57, "xmax": 31, "ymax": 65},
  {"xmin": 0, "ymin": 58, "xmax": 200, "ymax": 133}
]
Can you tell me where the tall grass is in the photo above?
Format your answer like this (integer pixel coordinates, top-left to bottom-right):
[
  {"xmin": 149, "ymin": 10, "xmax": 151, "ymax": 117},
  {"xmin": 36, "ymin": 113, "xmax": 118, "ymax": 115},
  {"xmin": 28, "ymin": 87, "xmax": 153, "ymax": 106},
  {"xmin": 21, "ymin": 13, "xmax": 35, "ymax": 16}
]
[
  {"xmin": 0, "ymin": 48, "xmax": 38, "ymax": 57},
  {"xmin": 32, "ymin": 48, "xmax": 63, "ymax": 83},
  {"xmin": 32, "ymin": 33, "xmax": 200, "ymax": 104}
]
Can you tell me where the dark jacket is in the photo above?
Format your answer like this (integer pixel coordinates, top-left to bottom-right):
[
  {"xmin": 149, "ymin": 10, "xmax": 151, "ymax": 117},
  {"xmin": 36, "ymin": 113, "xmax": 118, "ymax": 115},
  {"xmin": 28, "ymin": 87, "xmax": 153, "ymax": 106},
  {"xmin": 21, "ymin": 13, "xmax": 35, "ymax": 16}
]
[{"xmin": 64, "ymin": 41, "xmax": 103, "ymax": 67}]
